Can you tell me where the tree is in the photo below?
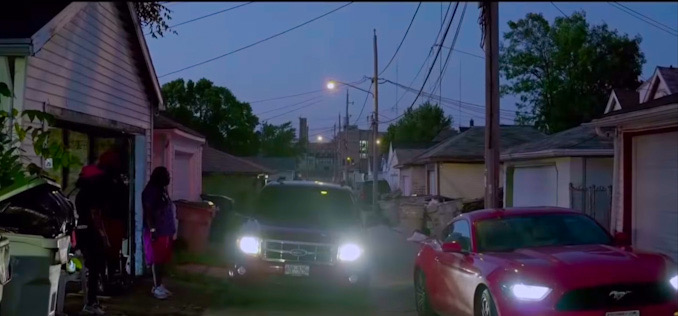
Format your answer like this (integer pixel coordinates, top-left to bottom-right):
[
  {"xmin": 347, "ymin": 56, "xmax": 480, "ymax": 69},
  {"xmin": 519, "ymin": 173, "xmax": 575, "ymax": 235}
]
[
  {"xmin": 500, "ymin": 11, "xmax": 645, "ymax": 134},
  {"xmin": 257, "ymin": 122, "xmax": 299, "ymax": 157},
  {"xmin": 162, "ymin": 78, "xmax": 260, "ymax": 156},
  {"xmin": 383, "ymin": 102, "xmax": 452, "ymax": 152},
  {"xmin": 134, "ymin": 2, "xmax": 175, "ymax": 38}
]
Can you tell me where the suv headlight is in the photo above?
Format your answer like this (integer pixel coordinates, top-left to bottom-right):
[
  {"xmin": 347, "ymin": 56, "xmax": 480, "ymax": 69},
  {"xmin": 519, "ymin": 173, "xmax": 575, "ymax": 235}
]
[
  {"xmin": 338, "ymin": 243, "xmax": 363, "ymax": 262},
  {"xmin": 510, "ymin": 283, "xmax": 551, "ymax": 301},
  {"xmin": 670, "ymin": 275, "xmax": 678, "ymax": 290},
  {"xmin": 238, "ymin": 236, "xmax": 261, "ymax": 256}
]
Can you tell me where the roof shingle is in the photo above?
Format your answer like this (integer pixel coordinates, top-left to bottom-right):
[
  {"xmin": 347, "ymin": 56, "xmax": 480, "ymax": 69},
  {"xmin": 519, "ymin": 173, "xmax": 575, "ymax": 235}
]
[
  {"xmin": 658, "ymin": 66, "xmax": 678, "ymax": 94},
  {"xmin": 502, "ymin": 125, "xmax": 612, "ymax": 158},
  {"xmin": 154, "ymin": 114, "xmax": 204, "ymax": 138},
  {"xmin": 416, "ymin": 126, "xmax": 545, "ymax": 163},
  {"xmin": 203, "ymin": 147, "xmax": 272, "ymax": 174}
]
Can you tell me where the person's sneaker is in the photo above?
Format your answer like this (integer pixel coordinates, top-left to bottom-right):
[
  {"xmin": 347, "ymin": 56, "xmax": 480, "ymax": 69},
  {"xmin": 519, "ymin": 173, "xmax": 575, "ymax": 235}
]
[
  {"xmin": 81, "ymin": 303, "xmax": 105, "ymax": 315},
  {"xmin": 152, "ymin": 286, "xmax": 169, "ymax": 300},
  {"xmin": 157, "ymin": 284, "xmax": 173, "ymax": 296}
]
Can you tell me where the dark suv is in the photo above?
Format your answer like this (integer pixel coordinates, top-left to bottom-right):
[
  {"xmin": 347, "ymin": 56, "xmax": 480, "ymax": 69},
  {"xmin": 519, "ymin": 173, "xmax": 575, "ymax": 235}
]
[{"xmin": 226, "ymin": 180, "xmax": 371, "ymax": 299}]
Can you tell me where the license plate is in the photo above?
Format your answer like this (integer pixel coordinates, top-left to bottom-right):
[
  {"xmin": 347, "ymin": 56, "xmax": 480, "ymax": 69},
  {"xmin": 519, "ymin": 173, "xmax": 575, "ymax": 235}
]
[
  {"xmin": 284, "ymin": 264, "xmax": 310, "ymax": 277},
  {"xmin": 606, "ymin": 311, "xmax": 639, "ymax": 316}
]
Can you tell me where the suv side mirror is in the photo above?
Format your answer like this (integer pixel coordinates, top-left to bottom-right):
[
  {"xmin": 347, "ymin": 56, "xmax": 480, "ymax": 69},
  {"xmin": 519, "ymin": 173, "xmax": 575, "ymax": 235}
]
[
  {"xmin": 613, "ymin": 232, "xmax": 631, "ymax": 247},
  {"xmin": 442, "ymin": 241, "xmax": 464, "ymax": 253}
]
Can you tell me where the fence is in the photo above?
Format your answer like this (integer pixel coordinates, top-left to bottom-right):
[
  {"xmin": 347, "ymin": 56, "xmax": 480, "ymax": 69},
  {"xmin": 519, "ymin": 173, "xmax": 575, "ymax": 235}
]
[{"xmin": 569, "ymin": 183, "xmax": 613, "ymax": 231}]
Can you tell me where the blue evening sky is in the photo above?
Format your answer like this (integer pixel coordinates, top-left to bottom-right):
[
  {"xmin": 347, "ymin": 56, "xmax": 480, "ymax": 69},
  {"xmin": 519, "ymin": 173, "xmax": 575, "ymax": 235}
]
[{"xmin": 145, "ymin": 2, "xmax": 678, "ymax": 140}]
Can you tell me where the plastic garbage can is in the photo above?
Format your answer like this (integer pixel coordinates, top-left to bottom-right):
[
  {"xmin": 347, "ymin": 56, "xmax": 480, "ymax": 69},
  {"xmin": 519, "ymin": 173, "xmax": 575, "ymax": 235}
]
[
  {"xmin": 175, "ymin": 200, "xmax": 216, "ymax": 254},
  {"xmin": 1, "ymin": 232, "xmax": 70, "ymax": 316},
  {"xmin": 0, "ymin": 236, "xmax": 10, "ymax": 303}
]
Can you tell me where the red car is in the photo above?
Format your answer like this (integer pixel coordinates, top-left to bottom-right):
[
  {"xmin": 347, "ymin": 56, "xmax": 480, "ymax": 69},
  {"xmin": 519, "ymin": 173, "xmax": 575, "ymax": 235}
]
[{"xmin": 412, "ymin": 207, "xmax": 678, "ymax": 316}]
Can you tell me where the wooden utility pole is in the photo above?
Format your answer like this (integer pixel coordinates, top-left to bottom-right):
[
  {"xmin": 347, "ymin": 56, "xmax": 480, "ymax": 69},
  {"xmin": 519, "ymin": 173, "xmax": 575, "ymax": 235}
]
[
  {"xmin": 483, "ymin": 2, "xmax": 500, "ymax": 208},
  {"xmin": 372, "ymin": 29, "xmax": 379, "ymax": 212}
]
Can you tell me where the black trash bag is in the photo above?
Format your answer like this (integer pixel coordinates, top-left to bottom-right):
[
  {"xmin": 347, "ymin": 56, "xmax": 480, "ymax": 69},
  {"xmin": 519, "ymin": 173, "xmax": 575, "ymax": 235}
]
[{"xmin": 0, "ymin": 177, "xmax": 76, "ymax": 238}]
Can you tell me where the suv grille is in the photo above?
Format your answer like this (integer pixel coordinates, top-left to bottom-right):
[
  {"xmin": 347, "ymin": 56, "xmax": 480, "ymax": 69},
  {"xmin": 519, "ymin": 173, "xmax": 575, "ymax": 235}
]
[
  {"xmin": 263, "ymin": 239, "xmax": 335, "ymax": 265},
  {"xmin": 555, "ymin": 282, "xmax": 674, "ymax": 311}
]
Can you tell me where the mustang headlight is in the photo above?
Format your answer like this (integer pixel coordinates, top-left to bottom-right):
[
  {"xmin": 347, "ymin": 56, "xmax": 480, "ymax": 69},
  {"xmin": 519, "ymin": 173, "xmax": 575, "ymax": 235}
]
[
  {"xmin": 670, "ymin": 275, "xmax": 678, "ymax": 290},
  {"xmin": 338, "ymin": 243, "xmax": 363, "ymax": 262},
  {"xmin": 238, "ymin": 236, "xmax": 261, "ymax": 256},
  {"xmin": 511, "ymin": 283, "xmax": 551, "ymax": 301}
]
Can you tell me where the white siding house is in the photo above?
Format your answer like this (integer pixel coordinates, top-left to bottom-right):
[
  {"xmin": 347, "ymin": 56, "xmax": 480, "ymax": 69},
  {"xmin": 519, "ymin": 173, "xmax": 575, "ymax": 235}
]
[
  {"xmin": 590, "ymin": 66, "xmax": 678, "ymax": 261},
  {"xmin": 0, "ymin": 2, "xmax": 163, "ymax": 276}
]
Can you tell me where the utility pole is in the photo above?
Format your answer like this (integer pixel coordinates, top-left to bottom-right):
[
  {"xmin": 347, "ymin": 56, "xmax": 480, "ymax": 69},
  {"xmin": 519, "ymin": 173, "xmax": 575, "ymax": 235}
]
[
  {"xmin": 482, "ymin": 2, "xmax": 500, "ymax": 208},
  {"xmin": 345, "ymin": 90, "xmax": 353, "ymax": 132},
  {"xmin": 372, "ymin": 29, "xmax": 379, "ymax": 213}
]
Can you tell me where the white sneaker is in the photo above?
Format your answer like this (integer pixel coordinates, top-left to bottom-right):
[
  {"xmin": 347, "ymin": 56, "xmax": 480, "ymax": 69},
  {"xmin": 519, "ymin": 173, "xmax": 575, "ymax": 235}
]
[
  {"xmin": 157, "ymin": 284, "xmax": 173, "ymax": 296},
  {"xmin": 82, "ymin": 304, "xmax": 105, "ymax": 315},
  {"xmin": 152, "ymin": 286, "xmax": 169, "ymax": 300}
]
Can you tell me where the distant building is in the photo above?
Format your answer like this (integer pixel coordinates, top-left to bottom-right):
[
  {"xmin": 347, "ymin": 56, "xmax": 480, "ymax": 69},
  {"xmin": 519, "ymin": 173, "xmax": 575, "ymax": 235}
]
[
  {"xmin": 335, "ymin": 125, "xmax": 385, "ymax": 182},
  {"xmin": 299, "ymin": 141, "xmax": 337, "ymax": 182}
]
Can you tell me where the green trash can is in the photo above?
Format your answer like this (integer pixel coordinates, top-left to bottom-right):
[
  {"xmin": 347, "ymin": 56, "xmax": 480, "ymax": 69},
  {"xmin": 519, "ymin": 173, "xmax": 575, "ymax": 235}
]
[
  {"xmin": 0, "ymin": 236, "xmax": 10, "ymax": 303},
  {"xmin": 0, "ymin": 232, "xmax": 70, "ymax": 316}
]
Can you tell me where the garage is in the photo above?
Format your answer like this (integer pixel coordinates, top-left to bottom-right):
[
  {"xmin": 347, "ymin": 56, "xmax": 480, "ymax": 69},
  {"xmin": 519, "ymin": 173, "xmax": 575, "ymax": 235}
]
[
  {"xmin": 513, "ymin": 166, "xmax": 558, "ymax": 207},
  {"xmin": 632, "ymin": 131, "xmax": 678, "ymax": 261},
  {"xmin": 173, "ymin": 152, "xmax": 192, "ymax": 201}
]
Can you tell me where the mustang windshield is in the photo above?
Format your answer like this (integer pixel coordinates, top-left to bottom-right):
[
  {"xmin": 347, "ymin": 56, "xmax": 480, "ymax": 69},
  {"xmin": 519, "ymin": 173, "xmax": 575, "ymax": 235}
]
[
  {"xmin": 476, "ymin": 213, "xmax": 612, "ymax": 252},
  {"xmin": 255, "ymin": 186, "xmax": 359, "ymax": 229}
]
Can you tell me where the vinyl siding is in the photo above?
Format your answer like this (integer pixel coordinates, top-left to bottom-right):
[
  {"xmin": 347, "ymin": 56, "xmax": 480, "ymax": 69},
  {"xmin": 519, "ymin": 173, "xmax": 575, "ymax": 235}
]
[{"xmin": 22, "ymin": 2, "xmax": 152, "ymax": 178}]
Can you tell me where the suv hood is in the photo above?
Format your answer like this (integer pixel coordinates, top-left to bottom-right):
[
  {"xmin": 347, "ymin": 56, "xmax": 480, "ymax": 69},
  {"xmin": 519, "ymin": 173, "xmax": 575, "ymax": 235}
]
[
  {"xmin": 238, "ymin": 218, "xmax": 363, "ymax": 245},
  {"xmin": 487, "ymin": 244, "xmax": 674, "ymax": 288}
]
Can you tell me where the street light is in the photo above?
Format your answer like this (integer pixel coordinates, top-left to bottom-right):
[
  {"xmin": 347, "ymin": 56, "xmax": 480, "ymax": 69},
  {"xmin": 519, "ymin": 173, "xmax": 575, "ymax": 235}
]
[
  {"xmin": 376, "ymin": 139, "xmax": 381, "ymax": 145},
  {"xmin": 325, "ymin": 80, "xmax": 374, "ymax": 96},
  {"xmin": 317, "ymin": 135, "xmax": 323, "ymax": 142}
]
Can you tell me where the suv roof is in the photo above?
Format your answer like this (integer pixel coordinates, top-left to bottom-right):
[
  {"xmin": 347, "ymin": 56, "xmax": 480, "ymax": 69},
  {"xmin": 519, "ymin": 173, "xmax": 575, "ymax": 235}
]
[{"xmin": 264, "ymin": 180, "xmax": 350, "ymax": 191}]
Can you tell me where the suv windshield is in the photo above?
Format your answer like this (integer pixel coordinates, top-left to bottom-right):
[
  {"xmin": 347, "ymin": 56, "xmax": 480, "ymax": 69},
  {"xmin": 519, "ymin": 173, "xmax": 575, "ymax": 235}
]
[
  {"xmin": 476, "ymin": 214, "xmax": 612, "ymax": 252},
  {"xmin": 255, "ymin": 185, "xmax": 359, "ymax": 229}
]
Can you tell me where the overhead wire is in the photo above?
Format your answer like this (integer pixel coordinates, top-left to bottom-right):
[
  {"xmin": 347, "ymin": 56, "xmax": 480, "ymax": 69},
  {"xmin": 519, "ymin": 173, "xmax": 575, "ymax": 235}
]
[
  {"xmin": 429, "ymin": 2, "xmax": 467, "ymax": 96},
  {"xmin": 254, "ymin": 95, "xmax": 324, "ymax": 116},
  {"xmin": 382, "ymin": 2, "xmax": 460, "ymax": 124},
  {"xmin": 152, "ymin": 2, "xmax": 254, "ymax": 35},
  {"xmin": 353, "ymin": 81, "xmax": 373, "ymax": 125},
  {"xmin": 159, "ymin": 2, "xmax": 354, "ymax": 78},
  {"xmin": 550, "ymin": 2, "xmax": 569, "ymax": 18},
  {"xmin": 246, "ymin": 78, "xmax": 367, "ymax": 104},
  {"xmin": 379, "ymin": 2, "xmax": 422, "ymax": 76},
  {"xmin": 260, "ymin": 99, "xmax": 324, "ymax": 121},
  {"xmin": 607, "ymin": 2, "xmax": 677, "ymax": 37}
]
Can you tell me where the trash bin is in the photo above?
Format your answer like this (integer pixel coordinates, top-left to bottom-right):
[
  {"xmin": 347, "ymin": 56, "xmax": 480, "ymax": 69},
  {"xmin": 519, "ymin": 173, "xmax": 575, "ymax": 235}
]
[
  {"xmin": 0, "ymin": 236, "xmax": 10, "ymax": 303},
  {"xmin": 175, "ymin": 200, "xmax": 216, "ymax": 254},
  {"xmin": 1, "ymin": 232, "xmax": 70, "ymax": 316}
]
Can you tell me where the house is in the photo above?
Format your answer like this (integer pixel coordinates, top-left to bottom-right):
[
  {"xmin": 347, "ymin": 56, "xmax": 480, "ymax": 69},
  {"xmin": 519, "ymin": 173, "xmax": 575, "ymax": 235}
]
[
  {"xmin": 412, "ymin": 126, "xmax": 545, "ymax": 200},
  {"xmin": 152, "ymin": 114, "xmax": 206, "ymax": 202},
  {"xmin": 589, "ymin": 66, "xmax": 678, "ymax": 261},
  {"xmin": 336, "ymin": 125, "xmax": 386, "ymax": 181},
  {"xmin": 1, "ymin": 2, "xmax": 162, "ymax": 276},
  {"xmin": 245, "ymin": 156, "xmax": 297, "ymax": 182},
  {"xmin": 501, "ymin": 125, "xmax": 614, "ymax": 229},
  {"xmin": 393, "ymin": 148, "xmax": 429, "ymax": 196},
  {"xmin": 383, "ymin": 142, "xmax": 434, "ymax": 193},
  {"xmin": 202, "ymin": 146, "xmax": 271, "ymax": 210}
]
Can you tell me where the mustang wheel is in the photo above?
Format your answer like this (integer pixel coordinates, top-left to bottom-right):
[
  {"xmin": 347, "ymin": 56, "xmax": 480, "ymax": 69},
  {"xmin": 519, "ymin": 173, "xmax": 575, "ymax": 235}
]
[
  {"xmin": 478, "ymin": 288, "xmax": 498, "ymax": 316},
  {"xmin": 414, "ymin": 270, "xmax": 437, "ymax": 316}
]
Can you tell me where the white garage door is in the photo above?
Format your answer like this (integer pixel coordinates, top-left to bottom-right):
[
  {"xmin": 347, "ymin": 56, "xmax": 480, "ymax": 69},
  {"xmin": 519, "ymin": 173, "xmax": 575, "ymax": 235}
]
[
  {"xmin": 173, "ymin": 152, "xmax": 192, "ymax": 201},
  {"xmin": 513, "ymin": 166, "xmax": 558, "ymax": 207},
  {"xmin": 632, "ymin": 131, "xmax": 678, "ymax": 262}
]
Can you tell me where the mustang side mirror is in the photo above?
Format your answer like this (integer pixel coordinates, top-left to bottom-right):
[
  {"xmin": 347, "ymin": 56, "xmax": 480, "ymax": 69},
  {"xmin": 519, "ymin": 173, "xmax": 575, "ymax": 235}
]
[
  {"xmin": 613, "ymin": 232, "xmax": 631, "ymax": 247},
  {"xmin": 442, "ymin": 241, "xmax": 464, "ymax": 253}
]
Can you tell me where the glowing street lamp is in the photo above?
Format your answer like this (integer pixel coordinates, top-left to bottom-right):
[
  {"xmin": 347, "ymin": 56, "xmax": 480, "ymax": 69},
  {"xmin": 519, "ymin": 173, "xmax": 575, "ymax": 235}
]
[
  {"xmin": 317, "ymin": 135, "xmax": 323, "ymax": 142},
  {"xmin": 376, "ymin": 139, "xmax": 381, "ymax": 145},
  {"xmin": 326, "ymin": 81, "xmax": 337, "ymax": 90}
]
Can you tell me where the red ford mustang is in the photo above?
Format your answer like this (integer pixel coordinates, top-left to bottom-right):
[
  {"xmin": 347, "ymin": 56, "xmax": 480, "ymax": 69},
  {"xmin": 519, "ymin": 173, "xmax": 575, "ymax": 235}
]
[{"xmin": 412, "ymin": 207, "xmax": 678, "ymax": 316}]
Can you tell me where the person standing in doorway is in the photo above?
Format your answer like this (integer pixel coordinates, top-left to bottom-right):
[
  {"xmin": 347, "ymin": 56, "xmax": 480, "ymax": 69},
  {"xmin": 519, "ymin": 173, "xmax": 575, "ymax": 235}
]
[{"xmin": 142, "ymin": 167, "xmax": 176, "ymax": 300}]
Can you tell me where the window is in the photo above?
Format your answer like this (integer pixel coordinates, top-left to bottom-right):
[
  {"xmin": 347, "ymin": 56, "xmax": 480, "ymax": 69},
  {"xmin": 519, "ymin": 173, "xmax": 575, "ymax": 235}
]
[
  {"xmin": 443, "ymin": 220, "xmax": 472, "ymax": 252},
  {"xmin": 359, "ymin": 140, "xmax": 368, "ymax": 159}
]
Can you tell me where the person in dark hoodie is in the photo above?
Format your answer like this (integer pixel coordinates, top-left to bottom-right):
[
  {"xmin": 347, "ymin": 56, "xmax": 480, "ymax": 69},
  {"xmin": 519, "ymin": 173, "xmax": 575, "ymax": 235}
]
[
  {"xmin": 142, "ymin": 166, "xmax": 176, "ymax": 300},
  {"xmin": 74, "ymin": 164, "xmax": 113, "ymax": 315}
]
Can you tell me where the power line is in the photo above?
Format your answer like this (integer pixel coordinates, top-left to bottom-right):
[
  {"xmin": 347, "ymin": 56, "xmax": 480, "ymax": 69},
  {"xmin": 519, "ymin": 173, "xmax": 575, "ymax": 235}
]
[
  {"xmin": 550, "ymin": 2, "xmax": 568, "ymax": 18},
  {"xmin": 607, "ymin": 2, "xmax": 678, "ymax": 37},
  {"xmin": 260, "ymin": 99, "xmax": 324, "ymax": 121},
  {"xmin": 612, "ymin": 2, "xmax": 677, "ymax": 33},
  {"xmin": 159, "ymin": 2, "xmax": 353, "ymax": 78},
  {"xmin": 153, "ymin": 2, "xmax": 254, "ymax": 35},
  {"xmin": 383, "ymin": 2, "xmax": 461, "ymax": 124},
  {"xmin": 353, "ymin": 81, "xmax": 373, "ymax": 125},
  {"xmin": 254, "ymin": 95, "xmax": 324, "ymax": 116},
  {"xmin": 436, "ymin": 46, "xmax": 484, "ymax": 59},
  {"xmin": 394, "ymin": 47, "xmax": 433, "ymax": 106},
  {"xmin": 379, "ymin": 2, "xmax": 422, "ymax": 76},
  {"xmin": 430, "ymin": 2, "xmax": 467, "ymax": 96}
]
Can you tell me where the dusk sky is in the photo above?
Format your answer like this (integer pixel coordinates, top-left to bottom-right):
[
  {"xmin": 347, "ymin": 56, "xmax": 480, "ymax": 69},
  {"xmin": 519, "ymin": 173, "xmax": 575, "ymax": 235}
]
[{"xmin": 145, "ymin": 2, "xmax": 678, "ymax": 140}]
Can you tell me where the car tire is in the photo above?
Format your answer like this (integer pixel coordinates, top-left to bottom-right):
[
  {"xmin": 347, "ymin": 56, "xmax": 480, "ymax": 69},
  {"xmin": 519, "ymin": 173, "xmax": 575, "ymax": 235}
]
[
  {"xmin": 476, "ymin": 288, "xmax": 498, "ymax": 316},
  {"xmin": 414, "ymin": 270, "xmax": 437, "ymax": 316}
]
